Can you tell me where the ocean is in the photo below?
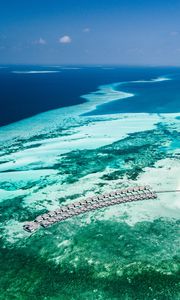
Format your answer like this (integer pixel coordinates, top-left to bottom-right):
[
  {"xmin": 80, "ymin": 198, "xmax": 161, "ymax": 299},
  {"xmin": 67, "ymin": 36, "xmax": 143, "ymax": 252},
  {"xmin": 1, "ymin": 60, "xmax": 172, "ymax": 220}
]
[
  {"xmin": 0, "ymin": 66, "xmax": 179, "ymax": 300},
  {"xmin": 1, "ymin": 65, "xmax": 180, "ymax": 126}
]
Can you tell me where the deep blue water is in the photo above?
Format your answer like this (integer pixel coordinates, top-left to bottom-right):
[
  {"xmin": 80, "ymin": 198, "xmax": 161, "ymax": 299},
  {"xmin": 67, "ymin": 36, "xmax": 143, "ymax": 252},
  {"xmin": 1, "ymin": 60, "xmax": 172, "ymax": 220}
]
[
  {"xmin": 86, "ymin": 75, "xmax": 180, "ymax": 115},
  {"xmin": 0, "ymin": 65, "xmax": 180, "ymax": 127}
]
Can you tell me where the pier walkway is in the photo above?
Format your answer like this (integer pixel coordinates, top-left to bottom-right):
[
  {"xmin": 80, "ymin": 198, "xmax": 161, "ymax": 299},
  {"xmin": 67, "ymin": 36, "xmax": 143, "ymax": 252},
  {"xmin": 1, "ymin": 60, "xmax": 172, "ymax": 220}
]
[{"xmin": 23, "ymin": 185, "xmax": 158, "ymax": 233}]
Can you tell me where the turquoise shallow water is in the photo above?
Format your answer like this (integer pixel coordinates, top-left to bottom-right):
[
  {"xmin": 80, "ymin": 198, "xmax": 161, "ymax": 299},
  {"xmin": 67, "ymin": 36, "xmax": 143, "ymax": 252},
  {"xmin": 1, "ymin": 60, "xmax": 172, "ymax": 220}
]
[
  {"xmin": 0, "ymin": 67, "xmax": 179, "ymax": 299},
  {"xmin": 84, "ymin": 75, "xmax": 180, "ymax": 115}
]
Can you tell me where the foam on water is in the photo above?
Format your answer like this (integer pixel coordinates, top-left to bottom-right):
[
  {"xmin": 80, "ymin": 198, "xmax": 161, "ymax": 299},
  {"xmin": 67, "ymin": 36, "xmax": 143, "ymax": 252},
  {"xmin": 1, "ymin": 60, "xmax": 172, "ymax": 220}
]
[{"xmin": 12, "ymin": 70, "xmax": 61, "ymax": 74}]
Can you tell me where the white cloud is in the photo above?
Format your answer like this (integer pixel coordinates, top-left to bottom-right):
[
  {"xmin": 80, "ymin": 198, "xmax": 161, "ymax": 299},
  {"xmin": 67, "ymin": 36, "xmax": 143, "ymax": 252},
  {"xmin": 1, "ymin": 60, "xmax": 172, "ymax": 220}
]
[
  {"xmin": 59, "ymin": 35, "xmax": 72, "ymax": 44},
  {"xmin": 39, "ymin": 37, "xmax": 47, "ymax": 45},
  {"xmin": 33, "ymin": 37, "xmax": 47, "ymax": 45},
  {"xmin": 83, "ymin": 28, "xmax": 90, "ymax": 33}
]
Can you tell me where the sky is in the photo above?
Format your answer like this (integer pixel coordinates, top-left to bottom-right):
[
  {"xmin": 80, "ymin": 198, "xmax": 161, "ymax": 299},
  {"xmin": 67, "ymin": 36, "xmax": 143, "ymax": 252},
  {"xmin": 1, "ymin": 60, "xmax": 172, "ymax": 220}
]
[{"xmin": 1, "ymin": 0, "xmax": 180, "ymax": 65}]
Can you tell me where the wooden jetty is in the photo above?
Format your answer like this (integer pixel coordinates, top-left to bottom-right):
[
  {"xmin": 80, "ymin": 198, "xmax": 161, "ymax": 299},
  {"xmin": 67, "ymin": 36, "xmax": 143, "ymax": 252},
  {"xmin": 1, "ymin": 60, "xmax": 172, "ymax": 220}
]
[{"xmin": 23, "ymin": 185, "xmax": 157, "ymax": 233}]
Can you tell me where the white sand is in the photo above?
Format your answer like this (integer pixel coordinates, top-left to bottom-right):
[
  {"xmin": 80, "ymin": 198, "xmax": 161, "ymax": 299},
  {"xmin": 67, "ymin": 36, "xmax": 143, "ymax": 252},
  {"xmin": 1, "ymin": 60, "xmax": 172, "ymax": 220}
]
[
  {"xmin": 0, "ymin": 114, "xmax": 161, "ymax": 172},
  {"xmin": 94, "ymin": 158, "xmax": 180, "ymax": 226}
]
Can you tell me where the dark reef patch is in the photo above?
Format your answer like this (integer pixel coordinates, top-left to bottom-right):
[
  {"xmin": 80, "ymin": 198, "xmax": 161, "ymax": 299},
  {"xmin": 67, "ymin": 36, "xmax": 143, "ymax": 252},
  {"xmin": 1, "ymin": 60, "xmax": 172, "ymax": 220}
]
[
  {"xmin": 0, "ymin": 219, "xmax": 179, "ymax": 300},
  {"xmin": 54, "ymin": 125, "xmax": 178, "ymax": 184},
  {"xmin": 0, "ymin": 197, "xmax": 46, "ymax": 224}
]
